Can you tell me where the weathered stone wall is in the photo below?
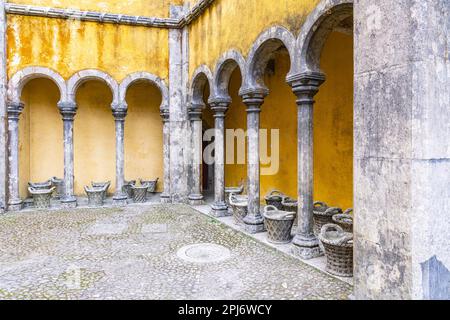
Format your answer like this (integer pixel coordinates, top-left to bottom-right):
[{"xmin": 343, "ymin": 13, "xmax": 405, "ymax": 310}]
[
  {"xmin": 354, "ymin": 0, "xmax": 450, "ymax": 300},
  {"xmin": 0, "ymin": 0, "xmax": 6, "ymax": 212}
]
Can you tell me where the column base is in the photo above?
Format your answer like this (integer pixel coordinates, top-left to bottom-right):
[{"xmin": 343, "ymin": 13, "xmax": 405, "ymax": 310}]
[
  {"xmin": 188, "ymin": 194, "xmax": 204, "ymax": 205},
  {"xmin": 160, "ymin": 193, "xmax": 171, "ymax": 204},
  {"xmin": 113, "ymin": 194, "xmax": 128, "ymax": 207},
  {"xmin": 243, "ymin": 214, "xmax": 265, "ymax": 234},
  {"xmin": 210, "ymin": 201, "xmax": 229, "ymax": 217},
  {"xmin": 61, "ymin": 196, "xmax": 77, "ymax": 209},
  {"xmin": 291, "ymin": 233, "xmax": 323, "ymax": 260},
  {"xmin": 7, "ymin": 199, "xmax": 23, "ymax": 212}
]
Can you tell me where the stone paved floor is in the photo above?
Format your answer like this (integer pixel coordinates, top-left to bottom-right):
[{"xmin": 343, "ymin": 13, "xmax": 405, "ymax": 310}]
[{"xmin": 0, "ymin": 204, "xmax": 352, "ymax": 300}]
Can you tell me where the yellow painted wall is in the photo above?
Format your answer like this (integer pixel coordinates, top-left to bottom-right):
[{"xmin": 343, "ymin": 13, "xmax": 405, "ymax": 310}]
[
  {"xmin": 7, "ymin": 15, "xmax": 169, "ymax": 81},
  {"xmin": 124, "ymin": 82, "xmax": 164, "ymax": 192},
  {"xmin": 224, "ymin": 32, "xmax": 353, "ymax": 209},
  {"xmin": 10, "ymin": 0, "xmax": 183, "ymax": 18},
  {"xmin": 188, "ymin": 0, "xmax": 321, "ymax": 78},
  {"xmin": 19, "ymin": 79, "xmax": 63, "ymax": 198},
  {"xmin": 74, "ymin": 81, "xmax": 115, "ymax": 196}
]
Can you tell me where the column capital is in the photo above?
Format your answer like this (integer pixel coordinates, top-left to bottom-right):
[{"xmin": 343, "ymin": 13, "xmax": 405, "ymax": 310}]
[
  {"xmin": 209, "ymin": 97, "xmax": 230, "ymax": 118},
  {"xmin": 240, "ymin": 90, "xmax": 267, "ymax": 114},
  {"xmin": 160, "ymin": 108, "xmax": 170, "ymax": 122},
  {"xmin": 7, "ymin": 101, "xmax": 24, "ymax": 120},
  {"xmin": 188, "ymin": 102, "xmax": 204, "ymax": 121},
  {"xmin": 287, "ymin": 72, "xmax": 325, "ymax": 99},
  {"xmin": 58, "ymin": 101, "xmax": 77, "ymax": 120}
]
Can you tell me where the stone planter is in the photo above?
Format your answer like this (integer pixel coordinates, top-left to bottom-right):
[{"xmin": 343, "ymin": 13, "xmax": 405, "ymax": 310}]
[
  {"xmin": 85, "ymin": 185, "xmax": 107, "ymax": 207},
  {"xmin": 28, "ymin": 186, "xmax": 55, "ymax": 209},
  {"xmin": 332, "ymin": 209, "xmax": 353, "ymax": 233},
  {"xmin": 51, "ymin": 177, "xmax": 65, "ymax": 199},
  {"xmin": 132, "ymin": 184, "xmax": 149, "ymax": 203},
  {"xmin": 229, "ymin": 193, "xmax": 248, "ymax": 225},
  {"xmin": 263, "ymin": 205, "xmax": 295, "ymax": 244},
  {"xmin": 122, "ymin": 180, "xmax": 136, "ymax": 199},
  {"xmin": 281, "ymin": 196, "xmax": 298, "ymax": 226},
  {"xmin": 140, "ymin": 178, "xmax": 159, "ymax": 194},
  {"xmin": 225, "ymin": 183, "xmax": 245, "ymax": 207},
  {"xmin": 318, "ymin": 224, "xmax": 353, "ymax": 277},
  {"xmin": 91, "ymin": 181, "xmax": 111, "ymax": 200},
  {"xmin": 312, "ymin": 202, "xmax": 342, "ymax": 236},
  {"xmin": 264, "ymin": 190, "xmax": 285, "ymax": 210}
]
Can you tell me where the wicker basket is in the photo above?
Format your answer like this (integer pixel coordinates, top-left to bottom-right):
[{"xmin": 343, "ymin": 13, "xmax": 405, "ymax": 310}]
[
  {"xmin": 313, "ymin": 202, "xmax": 342, "ymax": 236},
  {"xmin": 122, "ymin": 180, "xmax": 136, "ymax": 199},
  {"xmin": 140, "ymin": 178, "xmax": 159, "ymax": 193},
  {"xmin": 51, "ymin": 177, "xmax": 65, "ymax": 199},
  {"xmin": 225, "ymin": 183, "xmax": 245, "ymax": 207},
  {"xmin": 85, "ymin": 186, "xmax": 106, "ymax": 207},
  {"xmin": 332, "ymin": 209, "xmax": 353, "ymax": 233},
  {"xmin": 281, "ymin": 197, "xmax": 298, "ymax": 226},
  {"xmin": 264, "ymin": 190, "xmax": 285, "ymax": 209},
  {"xmin": 28, "ymin": 186, "xmax": 55, "ymax": 209},
  {"xmin": 229, "ymin": 193, "xmax": 248, "ymax": 225},
  {"xmin": 132, "ymin": 184, "xmax": 149, "ymax": 203},
  {"xmin": 263, "ymin": 205, "xmax": 295, "ymax": 244},
  {"xmin": 91, "ymin": 181, "xmax": 111, "ymax": 200},
  {"xmin": 319, "ymin": 224, "xmax": 353, "ymax": 277}
]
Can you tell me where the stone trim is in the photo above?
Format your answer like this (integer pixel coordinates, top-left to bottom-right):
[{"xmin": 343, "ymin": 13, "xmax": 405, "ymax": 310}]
[
  {"xmin": 212, "ymin": 50, "xmax": 246, "ymax": 101},
  {"xmin": 294, "ymin": 0, "xmax": 353, "ymax": 74},
  {"xmin": 190, "ymin": 65, "xmax": 214, "ymax": 105},
  {"xmin": 67, "ymin": 69, "xmax": 119, "ymax": 105},
  {"xmin": 7, "ymin": 66, "xmax": 67, "ymax": 103},
  {"xmin": 4, "ymin": 0, "xmax": 216, "ymax": 29},
  {"xmin": 119, "ymin": 72, "xmax": 169, "ymax": 111}
]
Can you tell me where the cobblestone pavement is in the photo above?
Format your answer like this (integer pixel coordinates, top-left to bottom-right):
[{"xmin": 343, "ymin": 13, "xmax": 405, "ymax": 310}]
[{"xmin": 0, "ymin": 204, "xmax": 352, "ymax": 300}]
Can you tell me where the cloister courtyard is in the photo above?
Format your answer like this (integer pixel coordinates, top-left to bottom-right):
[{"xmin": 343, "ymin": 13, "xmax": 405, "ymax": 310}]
[{"xmin": 0, "ymin": 202, "xmax": 351, "ymax": 300}]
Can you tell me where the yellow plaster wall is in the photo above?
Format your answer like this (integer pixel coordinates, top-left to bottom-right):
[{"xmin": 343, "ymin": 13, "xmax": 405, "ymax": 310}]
[
  {"xmin": 7, "ymin": 15, "xmax": 169, "ymax": 81},
  {"xmin": 19, "ymin": 79, "xmax": 63, "ymax": 198},
  {"xmin": 9, "ymin": 0, "xmax": 183, "ymax": 17},
  {"xmin": 124, "ymin": 82, "xmax": 164, "ymax": 192},
  {"xmin": 73, "ymin": 81, "xmax": 115, "ymax": 196},
  {"xmin": 224, "ymin": 32, "xmax": 353, "ymax": 209},
  {"xmin": 188, "ymin": 0, "xmax": 321, "ymax": 78}
]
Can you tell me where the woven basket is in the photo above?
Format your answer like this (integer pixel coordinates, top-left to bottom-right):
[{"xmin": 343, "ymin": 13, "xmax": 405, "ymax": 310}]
[
  {"xmin": 132, "ymin": 185, "xmax": 149, "ymax": 203},
  {"xmin": 264, "ymin": 190, "xmax": 285, "ymax": 210},
  {"xmin": 263, "ymin": 205, "xmax": 295, "ymax": 244},
  {"xmin": 225, "ymin": 183, "xmax": 245, "ymax": 206},
  {"xmin": 51, "ymin": 177, "xmax": 65, "ymax": 199},
  {"xmin": 332, "ymin": 209, "xmax": 353, "ymax": 233},
  {"xmin": 85, "ymin": 186, "xmax": 105, "ymax": 207},
  {"xmin": 313, "ymin": 202, "xmax": 340, "ymax": 236},
  {"xmin": 319, "ymin": 224, "xmax": 353, "ymax": 277},
  {"xmin": 140, "ymin": 178, "xmax": 159, "ymax": 193},
  {"xmin": 122, "ymin": 180, "xmax": 136, "ymax": 199},
  {"xmin": 91, "ymin": 181, "xmax": 110, "ymax": 200},
  {"xmin": 281, "ymin": 197, "xmax": 298, "ymax": 226},
  {"xmin": 229, "ymin": 193, "xmax": 248, "ymax": 225},
  {"xmin": 28, "ymin": 187, "xmax": 55, "ymax": 209}
]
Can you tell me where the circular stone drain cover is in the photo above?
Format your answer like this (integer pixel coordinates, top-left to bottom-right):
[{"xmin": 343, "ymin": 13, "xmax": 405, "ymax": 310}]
[{"xmin": 176, "ymin": 243, "xmax": 231, "ymax": 263}]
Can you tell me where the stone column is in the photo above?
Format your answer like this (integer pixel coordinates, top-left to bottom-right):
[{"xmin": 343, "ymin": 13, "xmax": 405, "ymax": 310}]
[
  {"xmin": 288, "ymin": 72, "xmax": 325, "ymax": 259},
  {"xmin": 58, "ymin": 101, "xmax": 77, "ymax": 208},
  {"xmin": 6, "ymin": 102, "xmax": 24, "ymax": 211},
  {"xmin": 188, "ymin": 103, "xmax": 204, "ymax": 205},
  {"xmin": 0, "ymin": 0, "xmax": 7, "ymax": 213},
  {"xmin": 209, "ymin": 98, "xmax": 230, "ymax": 217},
  {"xmin": 160, "ymin": 109, "xmax": 171, "ymax": 203},
  {"xmin": 241, "ymin": 91, "xmax": 266, "ymax": 233},
  {"xmin": 112, "ymin": 105, "xmax": 128, "ymax": 206}
]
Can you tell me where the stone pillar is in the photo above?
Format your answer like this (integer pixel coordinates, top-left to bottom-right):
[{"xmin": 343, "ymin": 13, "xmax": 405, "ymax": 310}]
[
  {"xmin": 6, "ymin": 102, "xmax": 24, "ymax": 211},
  {"xmin": 112, "ymin": 105, "xmax": 128, "ymax": 206},
  {"xmin": 160, "ymin": 109, "xmax": 171, "ymax": 203},
  {"xmin": 354, "ymin": 0, "xmax": 450, "ymax": 299},
  {"xmin": 209, "ymin": 98, "xmax": 230, "ymax": 217},
  {"xmin": 58, "ymin": 102, "xmax": 77, "ymax": 208},
  {"xmin": 0, "ymin": 0, "xmax": 7, "ymax": 213},
  {"xmin": 188, "ymin": 103, "xmax": 204, "ymax": 205},
  {"xmin": 241, "ymin": 91, "xmax": 266, "ymax": 233},
  {"xmin": 288, "ymin": 73, "xmax": 325, "ymax": 259}
]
